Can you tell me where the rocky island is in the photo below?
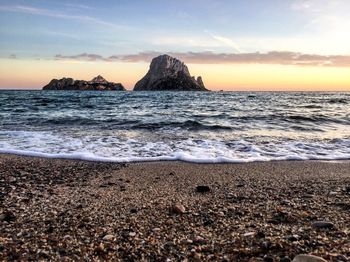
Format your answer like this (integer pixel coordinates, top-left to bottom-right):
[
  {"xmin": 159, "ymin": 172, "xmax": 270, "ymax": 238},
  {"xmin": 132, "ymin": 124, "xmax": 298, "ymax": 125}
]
[
  {"xmin": 134, "ymin": 54, "xmax": 208, "ymax": 91},
  {"xmin": 42, "ymin": 75, "xmax": 125, "ymax": 91}
]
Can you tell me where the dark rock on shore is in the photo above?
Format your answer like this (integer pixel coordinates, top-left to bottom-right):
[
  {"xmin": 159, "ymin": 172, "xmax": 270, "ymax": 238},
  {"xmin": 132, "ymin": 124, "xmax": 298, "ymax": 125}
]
[
  {"xmin": 312, "ymin": 221, "xmax": 335, "ymax": 229},
  {"xmin": 43, "ymin": 75, "xmax": 126, "ymax": 91},
  {"xmin": 134, "ymin": 54, "xmax": 208, "ymax": 91},
  {"xmin": 196, "ymin": 185, "xmax": 211, "ymax": 193}
]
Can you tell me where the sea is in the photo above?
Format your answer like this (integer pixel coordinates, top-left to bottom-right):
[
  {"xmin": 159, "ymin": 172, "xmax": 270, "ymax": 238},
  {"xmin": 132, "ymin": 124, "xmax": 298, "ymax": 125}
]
[{"xmin": 0, "ymin": 91, "xmax": 349, "ymax": 163}]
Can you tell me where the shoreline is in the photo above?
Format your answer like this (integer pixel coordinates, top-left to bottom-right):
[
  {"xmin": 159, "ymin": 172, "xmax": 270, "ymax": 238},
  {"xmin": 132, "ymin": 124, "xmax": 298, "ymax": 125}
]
[
  {"xmin": 1, "ymin": 154, "xmax": 349, "ymax": 261},
  {"xmin": 1, "ymin": 151, "xmax": 350, "ymax": 165}
]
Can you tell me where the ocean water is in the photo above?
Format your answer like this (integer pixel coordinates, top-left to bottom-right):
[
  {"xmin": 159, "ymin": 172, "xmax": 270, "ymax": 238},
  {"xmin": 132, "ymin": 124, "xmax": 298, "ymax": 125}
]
[{"xmin": 0, "ymin": 90, "xmax": 349, "ymax": 163}]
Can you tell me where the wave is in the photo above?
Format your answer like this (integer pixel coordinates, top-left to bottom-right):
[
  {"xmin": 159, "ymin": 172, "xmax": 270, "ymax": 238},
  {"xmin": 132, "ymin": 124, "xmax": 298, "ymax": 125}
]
[
  {"xmin": 302, "ymin": 105, "xmax": 323, "ymax": 109},
  {"xmin": 39, "ymin": 119, "xmax": 233, "ymax": 130},
  {"xmin": 327, "ymin": 98, "xmax": 348, "ymax": 104},
  {"xmin": 0, "ymin": 131, "xmax": 349, "ymax": 163},
  {"xmin": 0, "ymin": 147, "xmax": 349, "ymax": 163},
  {"xmin": 132, "ymin": 120, "xmax": 233, "ymax": 131}
]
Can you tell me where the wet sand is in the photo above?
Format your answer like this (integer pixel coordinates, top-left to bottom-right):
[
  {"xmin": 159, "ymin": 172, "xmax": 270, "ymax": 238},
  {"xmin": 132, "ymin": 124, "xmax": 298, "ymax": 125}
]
[{"xmin": 0, "ymin": 154, "xmax": 349, "ymax": 261}]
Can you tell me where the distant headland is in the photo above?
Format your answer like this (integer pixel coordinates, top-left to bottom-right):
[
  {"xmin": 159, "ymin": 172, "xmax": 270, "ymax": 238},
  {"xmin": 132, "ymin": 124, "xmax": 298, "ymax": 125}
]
[{"xmin": 42, "ymin": 55, "xmax": 208, "ymax": 91}]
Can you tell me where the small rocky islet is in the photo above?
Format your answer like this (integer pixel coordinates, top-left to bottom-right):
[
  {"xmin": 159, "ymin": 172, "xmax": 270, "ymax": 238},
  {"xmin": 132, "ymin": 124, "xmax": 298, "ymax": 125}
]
[
  {"xmin": 42, "ymin": 54, "xmax": 208, "ymax": 91},
  {"xmin": 0, "ymin": 155, "xmax": 349, "ymax": 261},
  {"xmin": 133, "ymin": 54, "xmax": 208, "ymax": 91},
  {"xmin": 42, "ymin": 75, "xmax": 126, "ymax": 91}
]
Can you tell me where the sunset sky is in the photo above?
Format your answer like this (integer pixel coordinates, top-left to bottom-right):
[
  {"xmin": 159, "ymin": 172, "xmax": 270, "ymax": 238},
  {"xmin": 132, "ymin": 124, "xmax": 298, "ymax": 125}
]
[{"xmin": 1, "ymin": 0, "xmax": 350, "ymax": 91}]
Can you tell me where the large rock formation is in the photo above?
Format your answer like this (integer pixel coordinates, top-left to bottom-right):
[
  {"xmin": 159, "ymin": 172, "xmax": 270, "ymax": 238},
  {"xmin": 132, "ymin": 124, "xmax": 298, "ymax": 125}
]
[
  {"xmin": 134, "ymin": 55, "xmax": 208, "ymax": 91},
  {"xmin": 43, "ymin": 75, "xmax": 125, "ymax": 91}
]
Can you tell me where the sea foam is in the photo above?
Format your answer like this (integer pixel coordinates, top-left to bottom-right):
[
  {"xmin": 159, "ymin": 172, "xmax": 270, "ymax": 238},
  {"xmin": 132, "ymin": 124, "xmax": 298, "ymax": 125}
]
[{"xmin": 0, "ymin": 130, "xmax": 349, "ymax": 163}]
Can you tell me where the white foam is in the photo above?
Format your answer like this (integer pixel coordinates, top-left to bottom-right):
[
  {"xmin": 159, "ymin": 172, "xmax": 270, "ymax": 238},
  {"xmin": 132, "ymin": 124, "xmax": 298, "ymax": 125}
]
[{"xmin": 0, "ymin": 130, "xmax": 349, "ymax": 163}]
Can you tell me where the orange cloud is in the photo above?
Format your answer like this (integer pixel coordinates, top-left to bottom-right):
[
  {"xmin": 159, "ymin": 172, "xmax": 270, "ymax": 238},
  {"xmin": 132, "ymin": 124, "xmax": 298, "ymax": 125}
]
[{"xmin": 54, "ymin": 51, "xmax": 350, "ymax": 67}]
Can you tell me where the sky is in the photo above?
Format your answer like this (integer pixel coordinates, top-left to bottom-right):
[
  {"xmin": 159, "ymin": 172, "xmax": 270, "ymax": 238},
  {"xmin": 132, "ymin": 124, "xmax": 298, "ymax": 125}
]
[{"xmin": 1, "ymin": 0, "xmax": 350, "ymax": 91}]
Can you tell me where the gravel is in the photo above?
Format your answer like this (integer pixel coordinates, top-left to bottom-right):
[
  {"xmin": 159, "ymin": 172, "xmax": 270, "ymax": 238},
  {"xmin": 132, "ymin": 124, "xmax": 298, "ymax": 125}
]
[{"xmin": 0, "ymin": 154, "xmax": 349, "ymax": 261}]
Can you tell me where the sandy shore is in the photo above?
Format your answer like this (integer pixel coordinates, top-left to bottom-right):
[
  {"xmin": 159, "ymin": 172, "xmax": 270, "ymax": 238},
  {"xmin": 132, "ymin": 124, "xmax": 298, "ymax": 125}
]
[{"xmin": 0, "ymin": 154, "xmax": 349, "ymax": 261}]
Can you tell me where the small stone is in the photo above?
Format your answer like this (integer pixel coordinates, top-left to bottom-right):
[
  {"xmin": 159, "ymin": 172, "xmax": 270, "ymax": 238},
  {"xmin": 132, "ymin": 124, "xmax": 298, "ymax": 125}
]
[
  {"xmin": 345, "ymin": 186, "xmax": 350, "ymax": 193},
  {"xmin": 203, "ymin": 217, "xmax": 214, "ymax": 226},
  {"xmin": 193, "ymin": 236, "xmax": 207, "ymax": 244},
  {"xmin": 256, "ymin": 230, "xmax": 265, "ymax": 238},
  {"xmin": 181, "ymin": 239, "xmax": 193, "ymax": 245},
  {"xmin": 302, "ymin": 194, "xmax": 314, "ymax": 199},
  {"xmin": 264, "ymin": 255, "xmax": 274, "ymax": 262},
  {"xmin": 94, "ymin": 243, "xmax": 105, "ymax": 255},
  {"xmin": 165, "ymin": 219, "xmax": 174, "ymax": 225},
  {"xmin": 102, "ymin": 234, "xmax": 114, "ymax": 241},
  {"xmin": 193, "ymin": 252, "xmax": 202, "ymax": 260},
  {"xmin": 285, "ymin": 234, "xmax": 300, "ymax": 242},
  {"xmin": 312, "ymin": 221, "xmax": 335, "ymax": 229},
  {"xmin": 170, "ymin": 203, "xmax": 186, "ymax": 214},
  {"xmin": 9, "ymin": 177, "xmax": 16, "ymax": 183},
  {"xmin": 164, "ymin": 241, "xmax": 175, "ymax": 250},
  {"xmin": 292, "ymin": 254, "xmax": 327, "ymax": 262},
  {"xmin": 281, "ymin": 257, "xmax": 292, "ymax": 262},
  {"xmin": 129, "ymin": 232, "xmax": 136, "ymax": 237},
  {"xmin": 196, "ymin": 186, "xmax": 210, "ymax": 193},
  {"xmin": 0, "ymin": 211, "xmax": 16, "ymax": 222},
  {"xmin": 243, "ymin": 232, "xmax": 255, "ymax": 237},
  {"xmin": 130, "ymin": 208, "xmax": 138, "ymax": 213},
  {"xmin": 226, "ymin": 193, "xmax": 235, "ymax": 199},
  {"xmin": 38, "ymin": 250, "xmax": 50, "ymax": 259}
]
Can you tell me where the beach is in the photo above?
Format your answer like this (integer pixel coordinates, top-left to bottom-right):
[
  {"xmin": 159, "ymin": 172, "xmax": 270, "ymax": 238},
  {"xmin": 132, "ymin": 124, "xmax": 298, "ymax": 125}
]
[{"xmin": 0, "ymin": 154, "xmax": 349, "ymax": 261}]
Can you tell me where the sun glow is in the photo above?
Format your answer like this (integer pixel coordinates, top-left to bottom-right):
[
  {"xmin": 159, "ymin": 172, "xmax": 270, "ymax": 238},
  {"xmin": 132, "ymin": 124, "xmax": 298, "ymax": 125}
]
[{"xmin": 1, "ymin": 58, "xmax": 350, "ymax": 91}]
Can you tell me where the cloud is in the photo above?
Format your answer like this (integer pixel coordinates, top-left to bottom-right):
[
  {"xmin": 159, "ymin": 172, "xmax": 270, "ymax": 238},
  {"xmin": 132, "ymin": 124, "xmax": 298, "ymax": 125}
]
[
  {"xmin": 8, "ymin": 54, "xmax": 17, "ymax": 59},
  {"xmin": 210, "ymin": 35, "xmax": 242, "ymax": 53},
  {"xmin": 0, "ymin": 5, "xmax": 128, "ymax": 30},
  {"xmin": 54, "ymin": 51, "xmax": 350, "ymax": 67},
  {"xmin": 62, "ymin": 3, "xmax": 93, "ymax": 10},
  {"xmin": 55, "ymin": 53, "xmax": 109, "ymax": 61},
  {"xmin": 291, "ymin": 0, "xmax": 314, "ymax": 11}
]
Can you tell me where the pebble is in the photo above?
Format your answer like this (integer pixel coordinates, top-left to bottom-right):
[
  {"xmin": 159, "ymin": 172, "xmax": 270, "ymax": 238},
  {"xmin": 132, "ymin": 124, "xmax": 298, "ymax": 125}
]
[
  {"xmin": 128, "ymin": 232, "xmax": 136, "ymax": 237},
  {"xmin": 292, "ymin": 254, "xmax": 327, "ymax": 262},
  {"xmin": 312, "ymin": 221, "xmax": 335, "ymax": 229},
  {"xmin": 0, "ymin": 211, "xmax": 16, "ymax": 222},
  {"xmin": 130, "ymin": 208, "xmax": 138, "ymax": 213},
  {"xmin": 170, "ymin": 203, "xmax": 186, "ymax": 214},
  {"xmin": 281, "ymin": 257, "xmax": 292, "ymax": 262},
  {"xmin": 181, "ymin": 239, "xmax": 193, "ymax": 245},
  {"xmin": 193, "ymin": 252, "xmax": 201, "ymax": 260},
  {"xmin": 243, "ymin": 232, "xmax": 255, "ymax": 237},
  {"xmin": 94, "ymin": 243, "xmax": 105, "ymax": 255},
  {"xmin": 102, "ymin": 234, "xmax": 114, "ymax": 241},
  {"xmin": 193, "ymin": 236, "xmax": 207, "ymax": 244},
  {"xmin": 302, "ymin": 194, "xmax": 314, "ymax": 199},
  {"xmin": 196, "ymin": 185, "xmax": 210, "ymax": 193},
  {"xmin": 345, "ymin": 186, "xmax": 350, "ymax": 193},
  {"xmin": 285, "ymin": 234, "xmax": 300, "ymax": 242},
  {"xmin": 264, "ymin": 255, "xmax": 274, "ymax": 262}
]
